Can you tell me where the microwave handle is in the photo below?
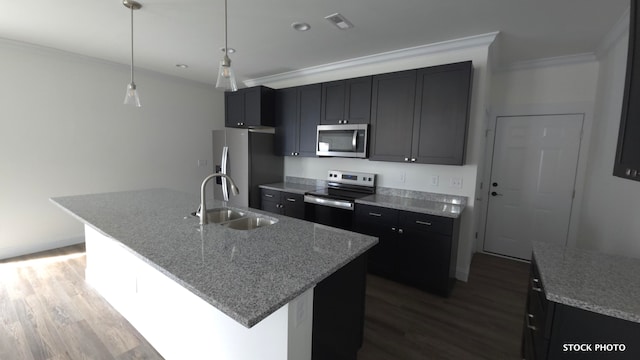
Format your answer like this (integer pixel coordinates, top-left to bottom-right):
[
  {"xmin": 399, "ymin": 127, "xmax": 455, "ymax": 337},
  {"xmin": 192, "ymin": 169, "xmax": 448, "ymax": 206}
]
[{"xmin": 352, "ymin": 130, "xmax": 358, "ymax": 152}]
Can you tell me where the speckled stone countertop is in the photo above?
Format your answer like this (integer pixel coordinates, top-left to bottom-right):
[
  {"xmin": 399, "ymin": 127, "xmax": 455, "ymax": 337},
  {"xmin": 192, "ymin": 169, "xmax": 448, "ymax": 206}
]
[
  {"xmin": 51, "ymin": 189, "xmax": 377, "ymax": 328},
  {"xmin": 356, "ymin": 192, "xmax": 466, "ymax": 218},
  {"xmin": 259, "ymin": 182, "xmax": 321, "ymax": 195},
  {"xmin": 532, "ymin": 241, "xmax": 640, "ymax": 323}
]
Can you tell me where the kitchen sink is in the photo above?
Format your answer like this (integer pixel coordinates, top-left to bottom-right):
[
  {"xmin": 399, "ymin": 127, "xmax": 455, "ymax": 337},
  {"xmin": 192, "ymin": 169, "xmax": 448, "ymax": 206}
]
[
  {"xmin": 192, "ymin": 208, "xmax": 246, "ymax": 223},
  {"xmin": 223, "ymin": 216, "xmax": 278, "ymax": 230},
  {"xmin": 191, "ymin": 207, "xmax": 277, "ymax": 230}
]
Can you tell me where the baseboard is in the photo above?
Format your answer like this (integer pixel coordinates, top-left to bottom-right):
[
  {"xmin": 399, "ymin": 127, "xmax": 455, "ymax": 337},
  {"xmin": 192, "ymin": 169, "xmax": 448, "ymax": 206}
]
[
  {"xmin": 455, "ymin": 267, "xmax": 469, "ymax": 282},
  {"xmin": 0, "ymin": 236, "xmax": 84, "ymax": 260}
]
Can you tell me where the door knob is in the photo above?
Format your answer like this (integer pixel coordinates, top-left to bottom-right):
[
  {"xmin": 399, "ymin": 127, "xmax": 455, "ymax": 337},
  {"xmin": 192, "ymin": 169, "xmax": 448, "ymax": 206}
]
[
  {"xmin": 491, "ymin": 191, "xmax": 503, "ymax": 196},
  {"xmin": 492, "ymin": 182, "xmax": 498, "ymax": 187}
]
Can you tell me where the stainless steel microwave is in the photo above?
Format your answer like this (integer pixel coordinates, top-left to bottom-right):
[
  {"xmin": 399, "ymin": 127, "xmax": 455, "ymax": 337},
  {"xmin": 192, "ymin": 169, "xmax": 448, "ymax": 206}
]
[{"xmin": 316, "ymin": 124, "xmax": 368, "ymax": 158}]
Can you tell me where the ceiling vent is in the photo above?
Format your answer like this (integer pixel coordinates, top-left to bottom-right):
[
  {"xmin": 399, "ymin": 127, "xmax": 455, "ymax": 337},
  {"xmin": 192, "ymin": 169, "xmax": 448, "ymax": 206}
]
[{"xmin": 324, "ymin": 13, "xmax": 354, "ymax": 30}]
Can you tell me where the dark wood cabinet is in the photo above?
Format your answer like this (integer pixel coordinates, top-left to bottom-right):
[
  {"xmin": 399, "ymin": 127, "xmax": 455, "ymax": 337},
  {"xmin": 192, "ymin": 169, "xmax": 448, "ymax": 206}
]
[
  {"xmin": 225, "ymin": 86, "xmax": 275, "ymax": 128},
  {"xmin": 369, "ymin": 62, "xmax": 472, "ymax": 165},
  {"xmin": 353, "ymin": 203, "xmax": 459, "ymax": 296},
  {"xmin": 369, "ymin": 70, "xmax": 417, "ymax": 162},
  {"xmin": 615, "ymin": 0, "xmax": 640, "ymax": 181},
  {"xmin": 275, "ymin": 84, "xmax": 321, "ymax": 157},
  {"xmin": 260, "ymin": 188, "xmax": 305, "ymax": 220},
  {"xmin": 312, "ymin": 254, "xmax": 367, "ymax": 360},
  {"xmin": 412, "ymin": 62, "xmax": 472, "ymax": 165},
  {"xmin": 321, "ymin": 76, "xmax": 372, "ymax": 125},
  {"xmin": 522, "ymin": 258, "xmax": 640, "ymax": 360}
]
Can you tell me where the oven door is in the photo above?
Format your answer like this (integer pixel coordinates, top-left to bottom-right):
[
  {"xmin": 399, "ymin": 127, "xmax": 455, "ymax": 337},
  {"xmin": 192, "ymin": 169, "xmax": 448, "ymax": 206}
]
[
  {"xmin": 316, "ymin": 124, "xmax": 368, "ymax": 158},
  {"xmin": 304, "ymin": 194, "xmax": 355, "ymax": 231}
]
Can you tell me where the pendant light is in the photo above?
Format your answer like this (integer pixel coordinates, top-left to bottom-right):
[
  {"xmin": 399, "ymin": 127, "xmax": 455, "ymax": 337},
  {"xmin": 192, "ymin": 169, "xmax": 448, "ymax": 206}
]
[
  {"xmin": 123, "ymin": 0, "xmax": 142, "ymax": 107},
  {"xmin": 215, "ymin": 0, "xmax": 238, "ymax": 92}
]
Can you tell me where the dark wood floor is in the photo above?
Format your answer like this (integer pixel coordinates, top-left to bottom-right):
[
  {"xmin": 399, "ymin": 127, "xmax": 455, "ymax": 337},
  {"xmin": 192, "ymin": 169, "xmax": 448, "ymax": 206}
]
[{"xmin": 0, "ymin": 245, "xmax": 529, "ymax": 359}]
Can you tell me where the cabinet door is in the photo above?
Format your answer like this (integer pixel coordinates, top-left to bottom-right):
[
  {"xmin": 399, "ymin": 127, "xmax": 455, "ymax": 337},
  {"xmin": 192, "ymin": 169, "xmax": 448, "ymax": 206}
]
[
  {"xmin": 369, "ymin": 70, "xmax": 417, "ymax": 162},
  {"xmin": 412, "ymin": 62, "xmax": 472, "ymax": 165},
  {"xmin": 281, "ymin": 192, "xmax": 305, "ymax": 219},
  {"xmin": 397, "ymin": 225, "xmax": 452, "ymax": 295},
  {"xmin": 320, "ymin": 80, "xmax": 346, "ymax": 125},
  {"xmin": 243, "ymin": 87, "xmax": 262, "ymax": 126},
  {"xmin": 615, "ymin": 0, "xmax": 640, "ymax": 181},
  {"xmin": 225, "ymin": 91, "xmax": 244, "ymax": 127},
  {"xmin": 344, "ymin": 76, "xmax": 372, "ymax": 124},
  {"xmin": 274, "ymin": 88, "xmax": 299, "ymax": 156},
  {"xmin": 298, "ymin": 84, "xmax": 321, "ymax": 156},
  {"xmin": 354, "ymin": 204, "xmax": 398, "ymax": 277}
]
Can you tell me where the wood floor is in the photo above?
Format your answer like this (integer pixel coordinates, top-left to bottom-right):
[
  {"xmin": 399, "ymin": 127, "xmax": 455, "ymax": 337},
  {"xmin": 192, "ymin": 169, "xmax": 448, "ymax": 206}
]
[{"xmin": 0, "ymin": 245, "xmax": 529, "ymax": 360}]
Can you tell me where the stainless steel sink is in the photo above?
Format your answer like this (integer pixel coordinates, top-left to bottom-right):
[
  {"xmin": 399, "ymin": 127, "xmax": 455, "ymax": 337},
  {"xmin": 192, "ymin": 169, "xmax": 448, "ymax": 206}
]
[
  {"xmin": 223, "ymin": 216, "xmax": 278, "ymax": 230},
  {"xmin": 196, "ymin": 208, "xmax": 246, "ymax": 224},
  {"xmin": 190, "ymin": 207, "xmax": 277, "ymax": 230}
]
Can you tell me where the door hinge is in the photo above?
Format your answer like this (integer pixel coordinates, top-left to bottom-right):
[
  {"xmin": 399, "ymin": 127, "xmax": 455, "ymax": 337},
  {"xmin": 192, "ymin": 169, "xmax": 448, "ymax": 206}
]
[
  {"xmin": 572, "ymin": 189, "xmax": 576, "ymax": 199},
  {"xmin": 480, "ymin": 182, "xmax": 483, "ymax": 190},
  {"xmin": 475, "ymin": 232, "xmax": 478, "ymax": 239}
]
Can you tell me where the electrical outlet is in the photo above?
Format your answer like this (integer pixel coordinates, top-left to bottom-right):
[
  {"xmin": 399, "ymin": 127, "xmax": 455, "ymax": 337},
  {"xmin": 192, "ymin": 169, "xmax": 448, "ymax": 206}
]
[
  {"xmin": 450, "ymin": 177, "xmax": 463, "ymax": 189},
  {"xmin": 430, "ymin": 175, "xmax": 439, "ymax": 186},
  {"xmin": 197, "ymin": 160, "xmax": 208, "ymax": 167}
]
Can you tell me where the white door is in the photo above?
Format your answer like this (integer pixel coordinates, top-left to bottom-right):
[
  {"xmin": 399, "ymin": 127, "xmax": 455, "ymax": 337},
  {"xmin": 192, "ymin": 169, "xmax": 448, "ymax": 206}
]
[{"xmin": 484, "ymin": 114, "xmax": 583, "ymax": 260}]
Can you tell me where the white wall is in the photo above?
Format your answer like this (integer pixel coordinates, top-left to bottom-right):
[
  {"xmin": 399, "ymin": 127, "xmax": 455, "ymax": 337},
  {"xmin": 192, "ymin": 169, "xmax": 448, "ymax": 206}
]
[
  {"xmin": 486, "ymin": 60, "xmax": 600, "ymax": 252},
  {"xmin": 256, "ymin": 42, "xmax": 494, "ymax": 281},
  {"xmin": 0, "ymin": 40, "xmax": 225, "ymax": 259},
  {"xmin": 578, "ymin": 30, "xmax": 640, "ymax": 257}
]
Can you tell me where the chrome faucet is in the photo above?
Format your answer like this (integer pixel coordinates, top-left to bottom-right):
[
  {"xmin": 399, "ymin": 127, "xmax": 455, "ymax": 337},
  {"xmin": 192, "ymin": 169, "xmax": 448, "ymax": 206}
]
[{"xmin": 199, "ymin": 173, "xmax": 240, "ymax": 225}]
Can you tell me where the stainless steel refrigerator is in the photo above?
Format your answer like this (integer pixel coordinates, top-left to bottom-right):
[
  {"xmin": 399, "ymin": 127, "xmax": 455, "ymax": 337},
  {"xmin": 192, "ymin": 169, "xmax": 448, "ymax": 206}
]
[{"xmin": 211, "ymin": 129, "xmax": 283, "ymax": 209}]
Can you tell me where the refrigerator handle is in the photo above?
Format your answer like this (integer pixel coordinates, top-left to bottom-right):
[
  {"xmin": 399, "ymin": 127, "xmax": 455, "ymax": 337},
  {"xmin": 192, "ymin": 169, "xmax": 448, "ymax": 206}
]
[{"xmin": 221, "ymin": 146, "xmax": 229, "ymax": 201}]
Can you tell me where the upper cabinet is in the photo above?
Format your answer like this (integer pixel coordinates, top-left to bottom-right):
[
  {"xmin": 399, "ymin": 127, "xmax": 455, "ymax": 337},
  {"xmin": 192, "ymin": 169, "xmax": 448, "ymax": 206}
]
[
  {"xmin": 225, "ymin": 86, "xmax": 275, "ymax": 128},
  {"xmin": 321, "ymin": 76, "xmax": 372, "ymax": 125},
  {"xmin": 614, "ymin": 1, "xmax": 640, "ymax": 182},
  {"xmin": 370, "ymin": 61, "xmax": 472, "ymax": 165},
  {"xmin": 274, "ymin": 84, "xmax": 321, "ymax": 157}
]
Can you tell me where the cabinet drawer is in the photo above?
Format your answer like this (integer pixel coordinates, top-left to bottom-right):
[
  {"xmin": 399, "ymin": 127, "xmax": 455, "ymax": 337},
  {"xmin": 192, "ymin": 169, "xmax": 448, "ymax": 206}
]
[
  {"xmin": 281, "ymin": 191, "xmax": 303, "ymax": 204},
  {"xmin": 400, "ymin": 211, "xmax": 453, "ymax": 236},
  {"xmin": 261, "ymin": 188, "xmax": 280, "ymax": 201},
  {"xmin": 355, "ymin": 204, "xmax": 397, "ymax": 225}
]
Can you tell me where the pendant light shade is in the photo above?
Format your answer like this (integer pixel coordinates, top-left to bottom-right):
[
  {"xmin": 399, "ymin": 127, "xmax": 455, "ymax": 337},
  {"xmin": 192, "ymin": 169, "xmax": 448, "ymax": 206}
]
[
  {"xmin": 123, "ymin": 0, "xmax": 142, "ymax": 107},
  {"xmin": 216, "ymin": 0, "xmax": 238, "ymax": 92}
]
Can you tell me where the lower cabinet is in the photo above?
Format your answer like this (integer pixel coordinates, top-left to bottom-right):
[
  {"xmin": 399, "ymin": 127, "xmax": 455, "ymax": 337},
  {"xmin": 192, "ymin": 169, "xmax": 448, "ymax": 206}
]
[
  {"xmin": 260, "ymin": 188, "xmax": 305, "ymax": 219},
  {"xmin": 312, "ymin": 254, "xmax": 367, "ymax": 360},
  {"xmin": 523, "ymin": 258, "xmax": 640, "ymax": 359},
  {"xmin": 353, "ymin": 203, "xmax": 459, "ymax": 296}
]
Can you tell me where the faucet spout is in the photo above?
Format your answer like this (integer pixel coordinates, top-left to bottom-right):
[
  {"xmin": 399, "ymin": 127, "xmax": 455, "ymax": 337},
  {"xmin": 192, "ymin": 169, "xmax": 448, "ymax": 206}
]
[{"xmin": 199, "ymin": 173, "xmax": 240, "ymax": 225}]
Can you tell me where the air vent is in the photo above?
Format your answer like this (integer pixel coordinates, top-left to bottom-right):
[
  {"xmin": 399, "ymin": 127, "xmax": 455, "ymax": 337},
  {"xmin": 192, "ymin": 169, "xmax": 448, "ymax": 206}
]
[{"xmin": 324, "ymin": 13, "xmax": 354, "ymax": 30}]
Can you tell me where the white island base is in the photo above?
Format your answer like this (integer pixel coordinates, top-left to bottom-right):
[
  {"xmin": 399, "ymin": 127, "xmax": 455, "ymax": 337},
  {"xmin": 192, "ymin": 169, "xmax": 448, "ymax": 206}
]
[{"xmin": 84, "ymin": 225, "xmax": 314, "ymax": 360}]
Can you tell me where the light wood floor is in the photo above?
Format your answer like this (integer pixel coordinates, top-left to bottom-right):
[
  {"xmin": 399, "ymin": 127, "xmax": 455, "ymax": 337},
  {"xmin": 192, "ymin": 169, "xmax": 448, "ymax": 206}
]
[{"xmin": 1, "ymin": 245, "xmax": 529, "ymax": 359}]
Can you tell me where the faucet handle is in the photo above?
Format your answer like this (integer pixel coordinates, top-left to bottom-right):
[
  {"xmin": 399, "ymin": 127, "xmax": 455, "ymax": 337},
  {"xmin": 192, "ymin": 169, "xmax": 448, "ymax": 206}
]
[{"xmin": 195, "ymin": 204, "xmax": 202, "ymax": 217}]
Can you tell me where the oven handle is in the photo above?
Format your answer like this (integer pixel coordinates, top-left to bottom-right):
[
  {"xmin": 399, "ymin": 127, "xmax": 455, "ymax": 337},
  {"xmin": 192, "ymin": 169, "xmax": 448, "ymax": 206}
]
[{"xmin": 304, "ymin": 195, "xmax": 354, "ymax": 211}]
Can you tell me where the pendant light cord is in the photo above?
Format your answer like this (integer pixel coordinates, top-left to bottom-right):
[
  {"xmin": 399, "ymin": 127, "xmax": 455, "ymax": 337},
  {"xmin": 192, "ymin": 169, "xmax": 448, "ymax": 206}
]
[
  {"xmin": 130, "ymin": 2, "xmax": 135, "ymax": 84},
  {"xmin": 224, "ymin": 0, "xmax": 228, "ymax": 58}
]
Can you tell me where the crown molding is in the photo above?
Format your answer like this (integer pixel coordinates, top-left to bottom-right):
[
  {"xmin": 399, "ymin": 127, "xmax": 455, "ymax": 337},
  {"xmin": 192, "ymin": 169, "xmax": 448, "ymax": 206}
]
[
  {"xmin": 596, "ymin": 5, "xmax": 630, "ymax": 59},
  {"xmin": 498, "ymin": 53, "xmax": 597, "ymax": 72},
  {"xmin": 243, "ymin": 31, "xmax": 499, "ymax": 87}
]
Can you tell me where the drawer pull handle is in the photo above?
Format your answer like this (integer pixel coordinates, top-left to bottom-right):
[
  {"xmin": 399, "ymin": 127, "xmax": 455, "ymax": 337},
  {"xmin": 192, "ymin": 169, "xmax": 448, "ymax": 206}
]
[
  {"xmin": 265, "ymin": 194, "xmax": 274, "ymax": 198},
  {"xmin": 286, "ymin": 198, "xmax": 296, "ymax": 202},
  {"xmin": 531, "ymin": 278, "xmax": 543, "ymax": 292},
  {"xmin": 526, "ymin": 314, "xmax": 537, "ymax": 331},
  {"xmin": 416, "ymin": 220, "xmax": 432, "ymax": 226},
  {"xmin": 368, "ymin": 212, "xmax": 382, "ymax": 217}
]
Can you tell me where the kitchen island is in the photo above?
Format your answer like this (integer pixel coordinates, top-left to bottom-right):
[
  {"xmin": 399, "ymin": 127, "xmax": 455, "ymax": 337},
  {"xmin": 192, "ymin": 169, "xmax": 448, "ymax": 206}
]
[{"xmin": 51, "ymin": 188, "xmax": 378, "ymax": 360}]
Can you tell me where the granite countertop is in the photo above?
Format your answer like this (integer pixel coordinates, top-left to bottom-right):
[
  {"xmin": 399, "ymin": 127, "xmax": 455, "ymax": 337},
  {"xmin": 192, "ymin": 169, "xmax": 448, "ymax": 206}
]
[
  {"xmin": 356, "ymin": 193, "xmax": 465, "ymax": 218},
  {"xmin": 532, "ymin": 241, "xmax": 640, "ymax": 323},
  {"xmin": 51, "ymin": 189, "xmax": 377, "ymax": 328},
  {"xmin": 259, "ymin": 182, "xmax": 322, "ymax": 195}
]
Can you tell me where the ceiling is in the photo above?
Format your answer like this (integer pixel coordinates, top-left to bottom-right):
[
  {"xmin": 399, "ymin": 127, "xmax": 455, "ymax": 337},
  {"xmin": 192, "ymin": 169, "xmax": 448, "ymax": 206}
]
[{"xmin": 0, "ymin": 0, "xmax": 630, "ymax": 87}]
